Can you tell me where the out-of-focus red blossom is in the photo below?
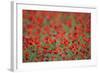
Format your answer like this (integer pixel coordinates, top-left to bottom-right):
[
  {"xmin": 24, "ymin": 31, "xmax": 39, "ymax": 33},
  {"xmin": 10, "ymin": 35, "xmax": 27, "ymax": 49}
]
[
  {"xmin": 49, "ymin": 39, "xmax": 56, "ymax": 44},
  {"xmin": 28, "ymin": 39, "xmax": 35, "ymax": 45},
  {"xmin": 61, "ymin": 38, "xmax": 69, "ymax": 46},
  {"xmin": 24, "ymin": 52, "xmax": 30, "ymax": 60},
  {"xmin": 43, "ymin": 49, "xmax": 48, "ymax": 54},
  {"xmin": 23, "ymin": 36, "xmax": 35, "ymax": 50},
  {"xmin": 51, "ymin": 47, "xmax": 62, "ymax": 54},
  {"xmin": 53, "ymin": 50, "xmax": 58, "ymax": 54},
  {"xmin": 85, "ymin": 27, "xmax": 90, "ymax": 33},
  {"xmin": 61, "ymin": 53, "xmax": 66, "ymax": 60},
  {"xmin": 44, "ymin": 26, "xmax": 50, "ymax": 33},
  {"xmin": 34, "ymin": 57, "xmax": 38, "ymax": 62},
  {"xmin": 70, "ymin": 43, "xmax": 78, "ymax": 52},
  {"xmin": 34, "ymin": 39, "xmax": 40, "ymax": 45},
  {"xmin": 75, "ymin": 25, "xmax": 81, "ymax": 32},
  {"xmin": 26, "ymin": 24, "xmax": 34, "ymax": 35},
  {"xmin": 27, "ymin": 24, "xmax": 34, "ymax": 30},
  {"xmin": 43, "ymin": 46, "xmax": 49, "ymax": 50},
  {"xmin": 40, "ymin": 57, "xmax": 45, "ymax": 61},
  {"xmin": 31, "ymin": 16, "xmax": 36, "ymax": 24},
  {"xmin": 86, "ymin": 19, "xmax": 91, "ymax": 25},
  {"xmin": 50, "ymin": 22, "xmax": 56, "ymax": 28},
  {"xmin": 55, "ymin": 31, "xmax": 66, "ymax": 39},
  {"xmin": 51, "ymin": 56, "xmax": 56, "ymax": 61},
  {"xmin": 68, "ymin": 32, "xmax": 79, "ymax": 41},
  {"xmin": 83, "ymin": 37, "xmax": 91, "ymax": 43},
  {"xmin": 37, "ymin": 17, "xmax": 44, "ymax": 25},
  {"xmin": 48, "ymin": 50, "xmax": 52, "ymax": 54},
  {"xmin": 46, "ymin": 14, "xmax": 52, "ymax": 20},
  {"xmin": 34, "ymin": 27, "xmax": 42, "ymax": 35},
  {"xmin": 43, "ymin": 36, "xmax": 56, "ymax": 44},
  {"xmin": 56, "ymin": 47, "xmax": 62, "ymax": 53},
  {"xmin": 43, "ymin": 36, "xmax": 49, "ymax": 44},
  {"xmin": 73, "ymin": 32, "xmax": 79, "ymax": 39},
  {"xmin": 23, "ymin": 10, "xmax": 29, "ymax": 18},
  {"xmin": 76, "ymin": 14, "xmax": 83, "ymax": 24},
  {"xmin": 37, "ymin": 50, "xmax": 42, "ymax": 55},
  {"xmin": 80, "ymin": 33, "xmax": 85, "ymax": 37},
  {"xmin": 55, "ymin": 33, "xmax": 62, "ymax": 39},
  {"xmin": 80, "ymin": 43, "xmax": 86, "ymax": 49},
  {"xmin": 66, "ymin": 19, "xmax": 72, "ymax": 27}
]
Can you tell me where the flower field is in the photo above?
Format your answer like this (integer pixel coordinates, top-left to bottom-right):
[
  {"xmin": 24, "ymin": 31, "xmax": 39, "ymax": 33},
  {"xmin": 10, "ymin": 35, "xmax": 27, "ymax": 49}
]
[{"xmin": 22, "ymin": 10, "xmax": 91, "ymax": 62}]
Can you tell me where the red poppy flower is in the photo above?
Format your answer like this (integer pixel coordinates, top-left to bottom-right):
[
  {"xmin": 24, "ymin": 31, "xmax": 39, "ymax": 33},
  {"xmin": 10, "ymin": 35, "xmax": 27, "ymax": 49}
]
[
  {"xmin": 53, "ymin": 50, "xmax": 58, "ymax": 54},
  {"xmin": 43, "ymin": 46, "xmax": 49, "ymax": 50},
  {"xmin": 24, "ymin": 52, "xmax": 30, "ymax": 60},
  {"xmin": 60, "ymin": 53, "xmax": 64, "ymax": 57},
  {"xmin": 48, "ymin": 50, "xmax": 52, "ymax": 54},
  {"xmin": 66, "ymin": 19, "xmax": 72, "ymax": 27},
  {"xmin": 70, "ymin": 43, "xmax": 78, "ymax": 52},
  {"xmin": 81, "ymin": 43, "xmax": 86, "ymax": 49},
  {"xmin": 34, "ymin": 39, "xmax": 40, "ymax": 45},
  {"xmin": 61, "ymin": 38, "xmax": 69, "ymax": 46},
  {"xmin": 83, "ymin": 37, "xmax": 90, "ymax": 43},
  {"xmin": 34, "ymin": 57, "xmax": 38, "ymax": 62},
  {"xmin": 37, "ymin": 17, "xmax": 44, "ymax": 25},
  {"xmin": 51, "ymin": 56, "xmax": 56, "ymax": 61},
  {"xmin": 37, "ymin": 50, "xmax": 42, "ymax": 55},
  {"xmin": 76, "ymin": 14, "xmax": 83, "ymax": 24}
]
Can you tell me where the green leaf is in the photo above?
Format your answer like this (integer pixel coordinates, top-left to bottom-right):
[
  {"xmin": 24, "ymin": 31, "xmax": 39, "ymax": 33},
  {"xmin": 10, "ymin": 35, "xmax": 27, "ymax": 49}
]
[
  {"xmin": 67, "ymin": 50, "xmax": 73, "ymax": 57},
  {"xmin": 41, "ymin": 42, "xmax": 46, "ymax": 47},
  {"xmin": 60, "ymin": 44, "xmax": 65, "ymax": 48},
  {"xmin": 30, "ymin": 52, "xmax": 37, "ymax": 61},
  {"xmin": 66, "ymin": 16, "xmax": 70, "ymax": 20},
  {"xmin": 76, "ymin": 57, "xmax": 81, "ymax": 60},
  {"xmin": 68, "ymin": 41, "xmax": 72, "ymax": 47},
  {"xmin": 79, "ymin": 36, "xmax": 86, "ymax": 44},
  {"xmin": 23, "ymin": 18, "xmax": 31, "ymax": 25},
  {"xmin": 63, "ymin": 24, "xmax": 69, "ymax": 33},
  {"xmin": 43, "ymin": 18, "xmax": 50, "ymax": 26},
  {"xmin": 56, "ymin": 40, "xmax": 60, "ymax": 45},
  {"xmin": 71, "ymin": 15, "xmax": 76, "ymax": 29},
  {"xmin": 49, "ymin": 43, "xmax": 56, "ymax": 50}
]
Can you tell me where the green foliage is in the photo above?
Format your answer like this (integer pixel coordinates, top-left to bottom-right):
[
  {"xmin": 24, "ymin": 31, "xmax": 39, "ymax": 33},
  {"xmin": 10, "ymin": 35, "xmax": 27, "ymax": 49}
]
[
  {"xmin": 63, "ymin": 24, "xmax": 69, "ymax": 33},
  {"xmin": 23, "ymin": 18, "xmax": 31, "ymax": 25},
  {"xmin": 43, "ymin": 18, "xmax": 50, "ymax": 26},
  {"xmin": 67, "ymin": 50, "xmax": 73, "ymax": 57},
  {"xmin": 30, "ymin": 52, "xmax": 37, "ymax": 61}
]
